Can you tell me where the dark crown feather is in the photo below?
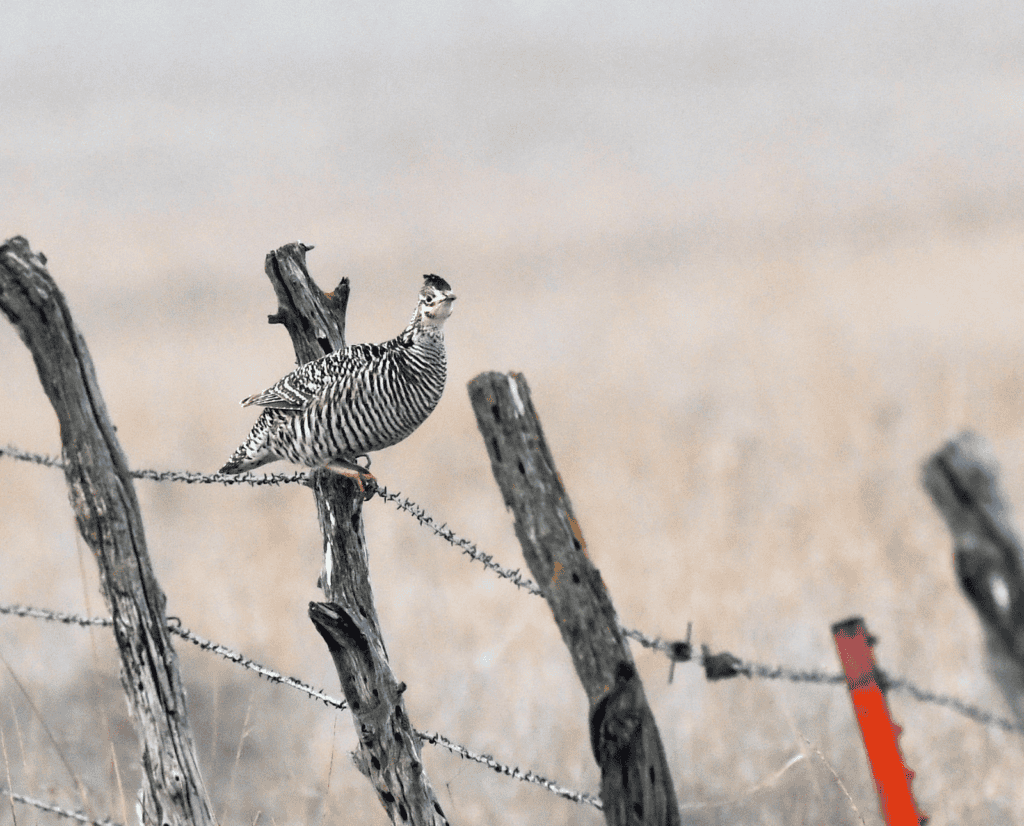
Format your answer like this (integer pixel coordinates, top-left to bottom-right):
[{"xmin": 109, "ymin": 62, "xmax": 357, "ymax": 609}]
[{"xmin": 423, "ymin": 274, "xmax": 451, "ymax": 292}]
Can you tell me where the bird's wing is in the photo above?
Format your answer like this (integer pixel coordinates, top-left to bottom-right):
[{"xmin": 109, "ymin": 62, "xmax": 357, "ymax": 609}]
[{"xmin": 241, "ymin": 350, "xmax": 351, "ymax": 410}]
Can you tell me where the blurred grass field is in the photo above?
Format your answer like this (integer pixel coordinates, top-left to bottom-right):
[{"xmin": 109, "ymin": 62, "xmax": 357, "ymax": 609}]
[
  {"xmin": 3, "ymin": 211, "xmax": 1024, "ymax": 825},
  {"xmin": 4, "ymin": 2, "xmax": 1024, "ymax": 823}
]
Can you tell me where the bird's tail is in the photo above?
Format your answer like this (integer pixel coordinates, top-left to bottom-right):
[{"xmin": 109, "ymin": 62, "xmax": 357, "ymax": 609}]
[{"xmin": 219, "ymin": 410, "xmax": 278, "ymax": 474}]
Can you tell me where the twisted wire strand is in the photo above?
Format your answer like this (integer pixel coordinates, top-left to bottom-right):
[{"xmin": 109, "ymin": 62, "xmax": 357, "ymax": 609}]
[
  {"xmin": 0, "ymin": 445, "xmax": 64, "ymax": 469},
  {"xmin": 166, "ymin": 621, "xmax": 346, "ymax": 710},
  {"xmin": 418, "ymin": 730, "xmax": 602, "ymax": 809},
  {"xmin": 0, "ymin": 445, "xmax": 307, "ymax": 487},
  {"xmin": 0, "ymin": 604, "xmax": 345, "ymax": 711},
  {"xmin": 374, "ymin": 484, "xmax": 542, "ymax": 596},
  {"xmin": 133, "ymin": 468, "xmax": 310, "ymax": 487},
  {"xmin": 0, "ymin": 604, "xmax": 113, "ymax": 627},
  {"xmin": 885, "ymin": 675, "xmax": 1021, "ymax": 732},
  {"xmin": 0, "ymin": 788, "xmax": 122, "ymax": 826},
  {"xmin": 1, "ymin": 446, "xmax": 543, "ymax": 593}
]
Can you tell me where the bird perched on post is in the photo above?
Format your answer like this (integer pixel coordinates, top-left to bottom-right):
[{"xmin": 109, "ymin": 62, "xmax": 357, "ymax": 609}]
[{"xmin": 220, "ymin": 275, "xmax": 456, "ymax": 496}]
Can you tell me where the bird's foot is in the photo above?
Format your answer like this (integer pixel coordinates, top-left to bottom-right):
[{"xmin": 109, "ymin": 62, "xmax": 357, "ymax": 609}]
[{"xmin": 324, "ymin": 459, "xmax": 377, "ymax": 501}]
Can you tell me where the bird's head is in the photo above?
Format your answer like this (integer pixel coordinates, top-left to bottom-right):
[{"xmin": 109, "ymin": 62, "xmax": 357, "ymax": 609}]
[{"xmin": 417, "ymin": 274, "xmax": 457, "ymax": 326}]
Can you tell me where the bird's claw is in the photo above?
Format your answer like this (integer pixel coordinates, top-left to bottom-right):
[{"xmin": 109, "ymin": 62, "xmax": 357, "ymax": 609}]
[
  {"xmin": 323, "ymin": 460, "xmax": 378, "ymax": 501},
  {"xmin": 357, "ymin": 471, "xmax": 378, "ymax": 501}
]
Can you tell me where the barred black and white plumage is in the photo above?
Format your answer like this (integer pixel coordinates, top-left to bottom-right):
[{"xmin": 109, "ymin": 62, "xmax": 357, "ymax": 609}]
[{"xmin": 220, "ymin": 275, "xmax": 456, "ymax": 486}]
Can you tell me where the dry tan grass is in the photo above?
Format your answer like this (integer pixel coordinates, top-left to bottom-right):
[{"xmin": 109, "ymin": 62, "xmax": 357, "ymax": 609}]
[{"xmin": 2, "ymin": 210, "xmax": 1024, "ymax": 825}]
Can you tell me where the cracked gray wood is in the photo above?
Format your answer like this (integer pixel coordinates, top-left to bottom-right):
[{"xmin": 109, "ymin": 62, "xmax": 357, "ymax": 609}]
[
  {"xmin": 469, "ymin": 371, "xmax": 682, "ymax": 826},
  {"xmin": 0, "ymin": 235, "xmax": 215, "ymax": 826}
]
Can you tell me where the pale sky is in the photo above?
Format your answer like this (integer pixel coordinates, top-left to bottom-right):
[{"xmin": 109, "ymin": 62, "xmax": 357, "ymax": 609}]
[{"xmin": 5, "ymin": 0, "xmax": 1022, "ymax": 287}]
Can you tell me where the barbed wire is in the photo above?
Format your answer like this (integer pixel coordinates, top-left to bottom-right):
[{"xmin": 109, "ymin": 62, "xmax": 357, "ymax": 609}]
[
  {"xmin": 0, "ymin": 451, "xmax": 854, "ymax": 675},
  {"xmin": 373, "ymin": 484, "xmax": 542, "ymax": 596},
  {"xmin": 0, "ymin": 602, "xmax": 600, "ymax": 805},
  {"xmin": 0, "ymin": 446, "xmax": 537, "ymax": 595},
  {"xmin": 0, "ymin": 603, "xmax": 113, "ymax": 628},
  {"xmin": 885, "ymin": 675, "xmax": 1021, "ymax": 732},
  {"xmin": 0, "ymin": 445, "xmax": 64, "ymax": 470},
  {"xmin": 418, "ymin": 730, "xmax": 601, "ymax": 809},
  {"xmin": 168, "ymin": 620, "xmax": 347, "ymax": 710},
  {"xmin": 1, "ymin": 447, "xmax": 835, "ymax": 688},
  {"xmin": 3, "ymin": 446, "xmax": 1023, "ymax": 738},
  {"xmin": 0, "ymin": 603, "xmax": 346, "ymax": 711},
  {"xmin": 5, "ymin": 594, "xmax": 1022, "ymax": 757},
  {"xmin": 0, "ymin": 446, "xmax": 540, "ymax": 597},
  {"xmin": 133, "ymin": 467, "xmax": 310, "ymax": 487},
  {"xmin": 0, "ymin": 445, "xmax": 307, "ymax": 487},
  {"xmin": 0, "ymin": 788, "xmax": 122, "ymax": 826}
]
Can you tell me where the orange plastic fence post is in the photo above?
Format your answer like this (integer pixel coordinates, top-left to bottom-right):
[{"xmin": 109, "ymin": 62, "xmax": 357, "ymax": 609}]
[{"xmin": 832, "ymin": 617, "xmax": 927, "ymax": 826}]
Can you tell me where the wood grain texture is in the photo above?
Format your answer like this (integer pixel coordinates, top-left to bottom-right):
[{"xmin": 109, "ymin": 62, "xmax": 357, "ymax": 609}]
[
  {"xmin": 0, "ymin": 235, "xmax": 215, "ymax": 826},
  {"xmin": 468, "ymin": 371, "xmax": 681, "ymax": 826}
]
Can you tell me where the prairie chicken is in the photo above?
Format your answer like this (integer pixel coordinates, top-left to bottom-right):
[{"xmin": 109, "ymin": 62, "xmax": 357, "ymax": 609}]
[{"xmin": 220, "ymin": 275, "xmax": 456, "ymax": 495}]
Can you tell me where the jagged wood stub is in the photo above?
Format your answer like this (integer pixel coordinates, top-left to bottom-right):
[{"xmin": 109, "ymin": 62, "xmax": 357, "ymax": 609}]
[
  {"xmin": 468, "ymin": 371, "xmax": 682, "ymax": 826},
  {"xmin": 264, "ymin": 241, "xmax": 349, "ymax": 364},
  {"xmin": 260, "ymin": 242, "xmax": 448, "ymax": 825},
  {"xmin": 923, "ymin": 431, "xmax": 1024, "ymax": 726},
  {"xmin": 0, "ymin": 236, "xmax": 215, "ymax": 826}
]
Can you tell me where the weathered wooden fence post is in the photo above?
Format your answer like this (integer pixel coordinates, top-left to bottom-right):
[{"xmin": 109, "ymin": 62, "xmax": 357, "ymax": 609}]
[
  {"xmin": 0, "ymin": 236, "xmax": 216, "ymax": 825},
  {"xmin": 252, "ymin": 242, "xmax": 449, "ymax": 824},
  {"xmin": 923, "ymin": 431, "xmax": 1024, "ymax": 726},
  {"xmin": 468, "ymin": 371, "xmax": 682, "ymax": 826}
]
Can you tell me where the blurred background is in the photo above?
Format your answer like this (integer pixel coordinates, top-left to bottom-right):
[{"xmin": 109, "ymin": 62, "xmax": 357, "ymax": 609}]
[{"xmin": 3, "ymin": 1, "xmax": 1024, "ymax": 823}]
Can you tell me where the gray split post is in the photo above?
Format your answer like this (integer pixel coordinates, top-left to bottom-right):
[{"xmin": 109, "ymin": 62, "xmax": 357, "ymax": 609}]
[
  {"xmin": 469, "ymin": 371, "xmax": 682, "ymax": 826},
  {"xmin": 0, "ymin": 236, "xmax": 216, "ymax": 826}
]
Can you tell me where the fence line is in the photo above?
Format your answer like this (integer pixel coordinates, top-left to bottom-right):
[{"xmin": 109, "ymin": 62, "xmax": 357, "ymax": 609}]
[
  {"xmin": 0, "ymin": 447, "xmax": 859, "ymax": 668},
  {"xmin": 4, "ymin": 447, "xmax": 1018, "ymax": 707},
  {"xmin": 3, "ymin": 445, "xmax": 1023, "ymax": 735},
  {"xmin": 3, "ymin": 443, "xmax": 1024, "ymax": 820},
  {"xmin": 4, "ymin": 594, "xmax": 1019, "ymax": 745}
]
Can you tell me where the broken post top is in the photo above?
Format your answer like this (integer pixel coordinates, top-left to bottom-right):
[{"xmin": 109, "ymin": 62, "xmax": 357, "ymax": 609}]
[
  {"xmin": 923, "ymin": 431, "xmax": 1024, "ymax": 573},
  {"xmin": 467, "ymin": 370, "xmax": 573, "ymax": 519},
  {"xmin": 923, "ymin": 432, "xmax": 1008, "ymax": 527},
  {"xmin": 0, "ymin": 235, "xmax": 217, "ymax": 825},
  {"xmin": 924, "ymin": 430, "xmax": 1024, "ymax": 658},
  {"xmin": 263, "ymin": 242, "xmax": 350, "ymax": 364},
  {"xmin": 0, "ymin": 235, "xmax": 135, "ymax": 501}
]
